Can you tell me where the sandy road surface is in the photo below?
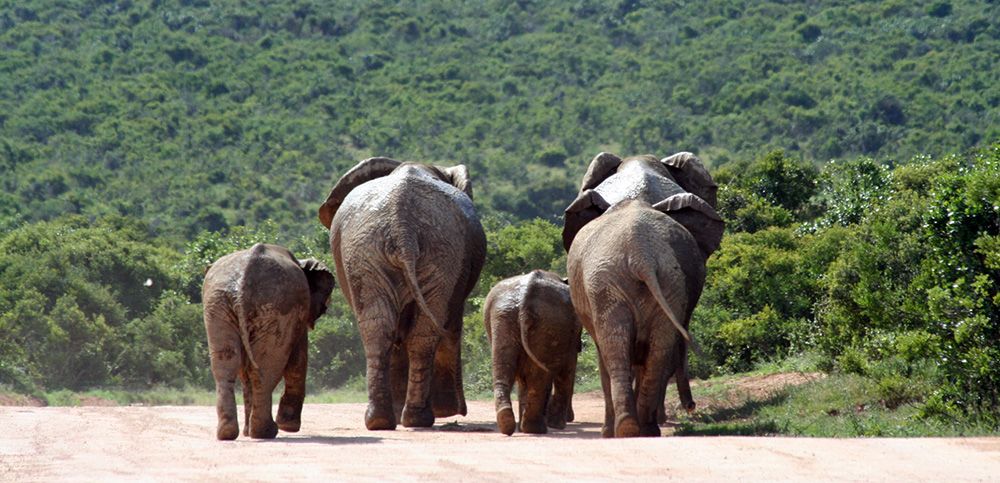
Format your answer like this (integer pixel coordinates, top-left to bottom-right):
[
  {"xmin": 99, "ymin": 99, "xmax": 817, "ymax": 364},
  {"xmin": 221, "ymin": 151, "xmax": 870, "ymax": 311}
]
[{"xmin": 2, "ymin": 391, "xmax": 999, "ymax": 481}]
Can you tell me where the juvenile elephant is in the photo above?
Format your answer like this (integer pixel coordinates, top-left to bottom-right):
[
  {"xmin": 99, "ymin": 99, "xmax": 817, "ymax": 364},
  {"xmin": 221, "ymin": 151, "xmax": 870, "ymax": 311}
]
[
  {"xmin": 484, "ymin": 270, "xmax": 581, "ymax": 435},
  {"xmin": 318, "ymin": 157, "xmax": 486, "ymax": 430},
  {"xmin": 203, "ymin": 244, "xmax": 335, "ymax": 440},
  {"xmin": 564, "ymin": 152, "xmax": 723, "ymax": 438}
]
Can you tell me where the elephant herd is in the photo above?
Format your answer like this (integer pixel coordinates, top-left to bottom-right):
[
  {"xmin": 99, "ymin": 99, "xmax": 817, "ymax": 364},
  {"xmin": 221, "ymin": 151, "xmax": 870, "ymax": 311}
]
[{"xmin": 202, "ymin": 151, "xmax": 723, "ymax": 440}]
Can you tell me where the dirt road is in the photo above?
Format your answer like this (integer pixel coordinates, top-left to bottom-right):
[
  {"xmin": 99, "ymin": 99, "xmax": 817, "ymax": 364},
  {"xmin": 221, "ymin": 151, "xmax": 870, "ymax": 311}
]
[{"xmin": 2, "ymin": 391, "xmax": 998, "ymax": 481}]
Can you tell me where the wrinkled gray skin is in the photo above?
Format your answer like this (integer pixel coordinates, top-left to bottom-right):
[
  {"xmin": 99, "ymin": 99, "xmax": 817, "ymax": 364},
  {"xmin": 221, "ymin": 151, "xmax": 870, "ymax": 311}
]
[
  {"xmin": 318, "ymin": 157, "xmax": 486, "ymax": 430},
  {"xmin": 564, "ymin": 152, "xmax": 723, "ymax": 437},
  {"xmin": 203, "ymin": 244, "xmax": 335, "ymax": 440},
  {"xmin": 484, "ymin": 270, "xmax": 582, "ymax": 435}
]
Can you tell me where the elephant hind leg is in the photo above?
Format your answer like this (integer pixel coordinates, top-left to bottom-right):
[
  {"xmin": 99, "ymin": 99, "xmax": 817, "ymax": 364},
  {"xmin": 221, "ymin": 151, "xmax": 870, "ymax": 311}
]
[
  {"xmin": 247, "ymin": 366, "xmax": 279, "ymax": 439},
  {"xmin": 546, "ymin": 361, "xmax": 576, "ymax": 430},
  {"xmin": 403, "ymin": 300, "xmax": 460, "ymax": 428},
  {"xmin": 357, "ymin": 299, "xmax": 399, "ymax": 431},
  {"xmin": 519, "ymin": 364, "xmax": 551, "ymax": 434},
  {"xmin": 208, "ymin": 326, "xmax": 242, "ymax": 441},
  {"xmin": 635, "ymin": 347, "xmax": 668, "ymax": 437},
  {"xmin": 595, "ymin": 305, "xmax": 640, "ymax": 438},
  {"xmin": 401, "ymin": 330, "xmax": 439, "ymax": 428},
  {"xmin": 277, "ymin": 332, "xmax": 308, "ymax": 432},
  {"xmin": 491, "ymin": 318, "xmax": 519, "ymax": 436}
]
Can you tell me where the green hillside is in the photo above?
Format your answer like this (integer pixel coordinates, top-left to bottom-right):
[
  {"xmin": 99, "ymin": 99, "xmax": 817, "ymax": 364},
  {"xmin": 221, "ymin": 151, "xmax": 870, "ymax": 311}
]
[
  {"xmin": 0, "ymin": 1, "xmax": 997, "ymax": 429},
  {"xmin": 2, "ymin": 0, "xmax": 998, "ymax": 237}
]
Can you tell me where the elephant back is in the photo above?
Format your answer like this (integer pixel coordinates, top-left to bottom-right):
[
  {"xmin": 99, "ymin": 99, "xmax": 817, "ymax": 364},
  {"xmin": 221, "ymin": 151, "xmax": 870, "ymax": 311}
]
[
  {"xmin": 593, "ymin": 159, "xmax": 687, "ymax": 208},
  {"xmin": 564, "ymin": 152, "xmax": 716, "ymax": 252},
  {"xmin": 239, "ymin": 244, "xmax": 310, "ymax": 316},
  {"xmin": 319, "ymin": 158, "xmax": 476, "ymax": 229}
]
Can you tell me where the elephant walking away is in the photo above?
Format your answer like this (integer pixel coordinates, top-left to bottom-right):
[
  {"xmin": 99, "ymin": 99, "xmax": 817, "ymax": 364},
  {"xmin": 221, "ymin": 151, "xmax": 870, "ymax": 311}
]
[
  {"xmin": 484, "ymin": 270, "xmax": 581, "ymax": 435},
  {"xmin": 564, "ymin": 152, "xmax": 723, "ymax": 438},
  {"xmin": 203, "ymin": 244, "xmax": 335, "ymax": 440},
  {"xmin": 318, "ymin": 157, "xmax": 486, "ymax": 430}
]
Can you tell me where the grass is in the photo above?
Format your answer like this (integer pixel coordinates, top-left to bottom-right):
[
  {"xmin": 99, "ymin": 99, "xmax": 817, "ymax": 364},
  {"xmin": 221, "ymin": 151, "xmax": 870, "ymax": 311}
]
[{"xmin": 674, "ymin": 370, "xmax": 999, "ymax": 437}]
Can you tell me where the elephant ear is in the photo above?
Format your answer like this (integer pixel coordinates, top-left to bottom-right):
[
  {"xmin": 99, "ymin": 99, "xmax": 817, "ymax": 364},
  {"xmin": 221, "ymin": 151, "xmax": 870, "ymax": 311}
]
[
  {"xmin": 661, "ymin": 152, "xmax": 719, "ymax": 209},
  {"xmin": 299, "ymin": 258, "xmax": 336, "ymax": 329},
  {"xmin": 579, "ymin": 152, "xmax": 623, "ymax": 191},
  {"xmin": 318, "ymin": 157, "xmax": 402, "ymax": 229},
  {"xmin": 652, "ymin": 193, "xmax": 725, "ymax": 257},
  {"xmin": 562, "ymin": 189, "xmax": 611, "ymax": 252},
  {"xmin": 437, "ymin": 164, "xmax": 474, "ymax": 201}
]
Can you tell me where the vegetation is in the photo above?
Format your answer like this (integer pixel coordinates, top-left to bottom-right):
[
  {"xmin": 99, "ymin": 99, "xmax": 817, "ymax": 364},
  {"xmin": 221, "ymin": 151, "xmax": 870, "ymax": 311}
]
[
  {"xmin": 1, "ymin": 1, "xmax": 997, "ymax": 432},
  {"xmin": 3, "ymin": 0, "xmax": 997, "ymax": 237}
]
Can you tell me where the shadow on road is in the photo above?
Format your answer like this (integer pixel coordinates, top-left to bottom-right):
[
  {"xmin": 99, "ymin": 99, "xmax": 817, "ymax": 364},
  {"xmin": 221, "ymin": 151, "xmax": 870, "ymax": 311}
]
[
  {"xmin": 271, "ymin": 435, "xmax": 384, "ymax": 445},
  {"xmin": 544, "ymin": 422, "xmax": 604, "ymax": 439}
]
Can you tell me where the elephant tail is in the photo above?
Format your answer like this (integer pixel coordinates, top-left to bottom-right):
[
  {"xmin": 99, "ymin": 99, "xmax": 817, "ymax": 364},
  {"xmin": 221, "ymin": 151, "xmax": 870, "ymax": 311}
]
[
  {"xmin": 401, "ymin": 255, "xmax": 449, "ymax": 338},
  {"xmin": 234, "ymin": 299, "xmax": 261, "ymax": 372},
  {"xmin": 518, "ymin": 274, "xmax": 550, "ymax": 373},
  {"xmin": 638, "ymin": 269, "xmax": 692, "ymax": 343}
]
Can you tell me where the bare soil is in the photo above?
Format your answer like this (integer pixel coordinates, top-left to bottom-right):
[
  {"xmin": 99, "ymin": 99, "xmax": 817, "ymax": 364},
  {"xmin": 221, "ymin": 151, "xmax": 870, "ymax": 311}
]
[{"xmin": 2, "ymin": 377, "xmax": 999, "ymax": 481}]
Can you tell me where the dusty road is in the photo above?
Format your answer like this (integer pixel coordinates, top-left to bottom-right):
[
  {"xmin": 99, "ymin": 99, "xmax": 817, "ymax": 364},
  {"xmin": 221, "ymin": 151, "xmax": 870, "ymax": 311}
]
[{"xmin": 2, "ymin": 391, "xmax": 999, "ymax": 481}]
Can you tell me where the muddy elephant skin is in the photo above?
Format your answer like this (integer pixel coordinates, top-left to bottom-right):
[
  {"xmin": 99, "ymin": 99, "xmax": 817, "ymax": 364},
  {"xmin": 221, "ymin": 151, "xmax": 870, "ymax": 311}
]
[
  {"xmin": 318, "ymin": 157, "xmax": 486, "ymax": 430},
  {"xmin": 202, "ymin": 244, "xmax": 335, "ymax": 440},
  {"xmin": 484, "ymin": 270, "xmax": 581, "ymax": 435},
  {"xmin": 564, "ymin": 152, "xmax": 723, "ymax": 438}
]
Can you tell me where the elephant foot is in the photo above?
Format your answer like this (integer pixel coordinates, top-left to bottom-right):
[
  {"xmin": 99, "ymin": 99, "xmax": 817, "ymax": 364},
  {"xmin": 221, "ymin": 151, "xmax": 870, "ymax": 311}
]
[
  {"xmin": 496, "ymin": 408, "xmax": 516, "ymax": 436},
  {"xmin": 401, "ymin": 405, "xmax": 435, "ymax": 428},
  {"xmin": 614, "ymin": 414, "xmax": 641, "ymax": 438},
  {"xmin": 276, "ymin": 403, "xmax": 302, "ymax": 433},
  {"xmin": 520, "ymin": 417, "xmax": 548, "ymax": 434},
  {"xmin": 365, "ymin": 403, "xmax": 397, "ymax": 431},
  {"xmin": 216, "ymin": 419, "xmax": 239, "ymax": 441},
  {"xmin": 600, "ymin": 425, "xmax": 614, "ymax": 438},
  {"xmin": 545, "ymin": 413, "xmax": 567, "ymax": 430},
  {"xmin": 249, "ymin": 419, "xmax": 279, "ymax": 439},
  {"xmin": 277, "ymin": 417, "xmax": 301, "ymax": 433},
  {"xmin": 639, "ymin": 423, "xmax": 662, "ymax": 437},
  {"xmin": 431, "ymin": 398, "xmax": 463, "ymax": 418},
  {"xmin": 277, "ymin": 396, "xmax": 303, "ymax": 432}
]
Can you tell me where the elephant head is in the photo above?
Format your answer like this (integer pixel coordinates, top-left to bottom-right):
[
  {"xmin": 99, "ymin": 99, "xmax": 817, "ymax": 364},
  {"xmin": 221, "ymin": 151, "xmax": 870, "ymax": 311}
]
[
  {"xmin": 563, "ymin": 151, "xmax": 718, "ymax": 251},
  {"xmin": 298, "ymin": 258, "xmax": 336, "ymax": 328},
  {"xmin": 317, "ymin": 157, "xmax": 474, "ymax": 229}
]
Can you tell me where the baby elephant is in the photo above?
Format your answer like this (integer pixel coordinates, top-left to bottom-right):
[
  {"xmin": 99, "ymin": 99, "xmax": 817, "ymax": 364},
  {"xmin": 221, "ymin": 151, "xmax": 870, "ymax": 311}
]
[
  {"xmin": 203, "ymin": 243, "xmax": 335, "ymax": 440},
  {"xmin": 484, "ymin": 270, "xmax": 581, "ymax": 435}
]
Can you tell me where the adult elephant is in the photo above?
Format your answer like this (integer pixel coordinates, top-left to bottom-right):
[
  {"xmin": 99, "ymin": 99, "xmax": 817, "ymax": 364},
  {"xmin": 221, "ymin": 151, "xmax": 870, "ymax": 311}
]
[
  {"xmin": 563, "ymin": 152, "xmax": 723, "ymax": 438},
  {"xmin": 484, "ymin": 270, "xmax": 581, "ymax": 435},
  {"xmin": 203, "ymin": 244, "xmax": 335, "ymax": 440},
  {"xmin": 318, "ymin": 157, "xmax": 486, "ymax": 430}
]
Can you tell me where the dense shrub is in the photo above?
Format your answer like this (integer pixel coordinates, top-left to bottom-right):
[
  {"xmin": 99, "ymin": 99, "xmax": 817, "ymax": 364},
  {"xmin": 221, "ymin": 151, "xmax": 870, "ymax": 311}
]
[{"xmin": 695, "ymin": 145, "xmax": 999, "ymax": 419}]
